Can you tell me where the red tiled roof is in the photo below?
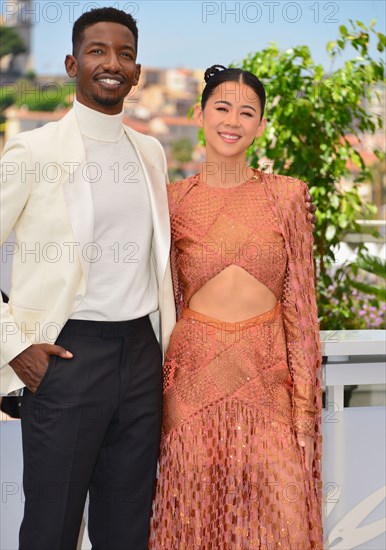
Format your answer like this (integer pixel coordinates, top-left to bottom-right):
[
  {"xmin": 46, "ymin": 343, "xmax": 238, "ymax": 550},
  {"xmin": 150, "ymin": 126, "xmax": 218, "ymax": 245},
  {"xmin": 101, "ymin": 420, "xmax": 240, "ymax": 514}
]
[
  {"xmin": 346, "ymin": 150, "xmax": 379, "ymax": 171},
  {"xmin": 341, "ymin": 133, "xmax": 384, "ymax": 169},
  {"xmin": 5, "ymin": 107, "xmax": 151, "ymax": 134},
  {"xmin": 122, "ymin": 116, "xmax": 150, "ymax": 134},
  {"xmin": 158, "ymin": 116, "xmax": 196, "ymax": 126},
  {"xmin": 5, "ymin": 107, "xmax": 70, "ymax": 121}
]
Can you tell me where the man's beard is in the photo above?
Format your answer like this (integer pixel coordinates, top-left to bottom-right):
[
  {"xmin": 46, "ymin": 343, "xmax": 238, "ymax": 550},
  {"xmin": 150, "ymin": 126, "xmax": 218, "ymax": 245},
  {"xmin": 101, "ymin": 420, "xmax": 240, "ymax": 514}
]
[
  {"xmin": 84, "ymin": 83, "xmax": 126, "ymax": 107},
  {"xmin": 89, "ymin": 91, "xmax": 123, "ymax": 107}
]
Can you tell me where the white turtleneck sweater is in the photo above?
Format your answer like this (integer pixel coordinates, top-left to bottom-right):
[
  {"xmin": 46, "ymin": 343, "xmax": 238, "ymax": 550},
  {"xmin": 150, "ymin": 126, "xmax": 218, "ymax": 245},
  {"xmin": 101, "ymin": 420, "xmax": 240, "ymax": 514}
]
[{"xmin": 70, "ymin": 99, "xmax": 158, "ymax": 321}]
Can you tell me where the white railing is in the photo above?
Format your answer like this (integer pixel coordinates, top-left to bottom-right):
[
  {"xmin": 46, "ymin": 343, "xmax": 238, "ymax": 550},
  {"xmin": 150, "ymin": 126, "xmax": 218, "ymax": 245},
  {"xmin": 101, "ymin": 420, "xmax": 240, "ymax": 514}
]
[{"xmin": 322, "ymin": 329, "xmax": 386, "ymax": 549}]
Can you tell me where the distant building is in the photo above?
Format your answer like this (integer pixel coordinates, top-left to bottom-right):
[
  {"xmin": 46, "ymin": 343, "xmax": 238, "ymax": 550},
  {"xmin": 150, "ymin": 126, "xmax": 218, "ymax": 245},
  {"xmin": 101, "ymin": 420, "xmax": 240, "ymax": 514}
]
[
  {"xmin": 1, "ymin": 104, "xmax": 202, "ymax": 176},
  {"xmin": 135, "ymin": 67, "xmax": 203, "ymax": 117},
  {"xmin": 3, "ymin": 106, "xmax": 153, "ymax": 144},
  {"xmin": 139, "ymin": 67, "xmax": 164, "ymax": 87}
]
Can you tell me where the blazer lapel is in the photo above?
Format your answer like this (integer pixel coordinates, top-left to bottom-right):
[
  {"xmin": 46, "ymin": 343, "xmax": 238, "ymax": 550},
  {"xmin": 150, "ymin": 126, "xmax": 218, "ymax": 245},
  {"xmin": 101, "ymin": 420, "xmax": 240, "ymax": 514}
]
[
  {"xmin": 123, "ymin": 127, "xmax": 171, "ymax": 291},
  {"xmin": 57, "ymin": 109, "xmax": 94, "ymax": 282}
]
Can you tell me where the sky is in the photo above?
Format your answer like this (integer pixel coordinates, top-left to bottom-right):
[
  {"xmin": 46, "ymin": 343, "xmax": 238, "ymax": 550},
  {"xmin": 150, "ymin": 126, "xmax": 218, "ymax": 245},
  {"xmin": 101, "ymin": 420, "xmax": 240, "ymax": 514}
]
[{"xmin": 2, "ymin": 0, "xmax": 386, "ymax": 74}]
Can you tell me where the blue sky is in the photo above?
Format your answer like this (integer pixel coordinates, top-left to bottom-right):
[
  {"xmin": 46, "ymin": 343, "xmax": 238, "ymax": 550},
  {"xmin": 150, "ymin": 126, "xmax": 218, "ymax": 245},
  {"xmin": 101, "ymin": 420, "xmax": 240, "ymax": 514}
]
[{"xmin": 3, "ymin": 1, "xmax": 386, "ymax": 74}]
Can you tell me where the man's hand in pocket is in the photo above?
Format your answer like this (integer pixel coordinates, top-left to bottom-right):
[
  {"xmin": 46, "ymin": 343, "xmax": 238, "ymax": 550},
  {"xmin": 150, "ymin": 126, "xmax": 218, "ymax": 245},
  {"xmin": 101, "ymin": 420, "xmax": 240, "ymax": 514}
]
[{"xmin": 9, "ymin": 344, "xmax": 73, "ymax": 393}]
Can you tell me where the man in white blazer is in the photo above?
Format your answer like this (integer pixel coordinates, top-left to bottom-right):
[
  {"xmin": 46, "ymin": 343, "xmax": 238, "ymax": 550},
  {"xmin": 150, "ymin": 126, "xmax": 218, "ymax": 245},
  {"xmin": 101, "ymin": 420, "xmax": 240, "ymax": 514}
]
[{"xmin": 0, "ymin": 7, "xmax": 175, "ymax": 549}]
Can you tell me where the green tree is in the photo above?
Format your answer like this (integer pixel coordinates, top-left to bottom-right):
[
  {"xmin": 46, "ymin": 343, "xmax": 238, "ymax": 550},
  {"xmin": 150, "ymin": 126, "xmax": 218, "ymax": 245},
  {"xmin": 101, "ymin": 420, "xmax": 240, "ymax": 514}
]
[
  {"xmin": 236, "ymin": 19, "xmax": 385, "ymax": 329},
  {"xmin": 0, "ymin": 26, "xmax": 27, "ymax": 131},
  {"xmin": 0, "ymin": 26, "xmax": 26, "ymax": 59},
  {"xmin": 169, "ymin": 138, "xmax": 194, "ymax": 181},
  {"xmin": 15, "ymin": 80, "xmax": 75, "ymax": 111},
  {"xmin": 0, "ymin": 85, "xmax": 17, "ymax": 113},
  {"xmin": 0, "ymin": 80, "xmax": 75, "ymax": 114},
  {"xmin": 171, "ymin": 138, "xmax": 194, "ymax": 164}
]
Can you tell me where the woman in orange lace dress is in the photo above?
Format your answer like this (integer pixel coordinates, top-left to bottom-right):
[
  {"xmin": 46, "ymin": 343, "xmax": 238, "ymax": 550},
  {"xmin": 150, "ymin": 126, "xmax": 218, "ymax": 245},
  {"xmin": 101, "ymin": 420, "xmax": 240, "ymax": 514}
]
[{"xmin": 150, "ymin": 65, "xmax": 323, "ymax": 549}]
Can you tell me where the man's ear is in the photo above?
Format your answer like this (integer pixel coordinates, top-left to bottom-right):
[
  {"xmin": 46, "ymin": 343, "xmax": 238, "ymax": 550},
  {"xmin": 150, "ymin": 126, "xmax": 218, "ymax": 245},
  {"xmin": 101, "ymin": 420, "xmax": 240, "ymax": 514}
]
[
  {"xmin": 193, "ymin": 103, "xmax": 203, "ymax": 127},
  {"xmin": 133, "ymin": 63, "xmax": 141, "ymax": 86},
  {"xmin": 65, "ymin": 54, "xmax": 77, "ymax": 78}
]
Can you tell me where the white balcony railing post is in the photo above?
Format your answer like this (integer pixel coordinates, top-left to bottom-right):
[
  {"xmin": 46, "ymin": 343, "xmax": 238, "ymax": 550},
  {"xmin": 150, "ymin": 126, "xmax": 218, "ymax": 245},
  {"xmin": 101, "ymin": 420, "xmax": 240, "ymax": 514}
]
[{"xmin": 321, "ymin": 329, "xmax": 386, "ymax": 549}]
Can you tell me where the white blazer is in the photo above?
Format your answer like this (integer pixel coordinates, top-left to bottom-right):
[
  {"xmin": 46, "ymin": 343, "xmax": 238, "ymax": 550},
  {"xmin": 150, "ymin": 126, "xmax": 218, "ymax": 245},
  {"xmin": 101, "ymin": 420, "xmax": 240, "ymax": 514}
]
[{"xmin": 0, "ymin": 109, "xmax": 176, "ymax": 394}]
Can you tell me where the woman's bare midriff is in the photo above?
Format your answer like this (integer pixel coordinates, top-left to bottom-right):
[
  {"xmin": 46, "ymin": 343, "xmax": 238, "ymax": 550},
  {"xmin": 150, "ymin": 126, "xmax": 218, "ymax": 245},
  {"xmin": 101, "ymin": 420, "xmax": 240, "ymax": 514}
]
[{"xmin": 188, "ymin": 264, "xmax": 278, "ymax": 322}]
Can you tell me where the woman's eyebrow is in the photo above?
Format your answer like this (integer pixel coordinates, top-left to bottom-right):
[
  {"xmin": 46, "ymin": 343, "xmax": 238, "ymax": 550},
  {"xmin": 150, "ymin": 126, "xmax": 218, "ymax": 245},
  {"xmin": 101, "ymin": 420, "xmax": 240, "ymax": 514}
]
[{"xmin": 214, "ymin": 100, "xmax": 257, "ymax": 112}]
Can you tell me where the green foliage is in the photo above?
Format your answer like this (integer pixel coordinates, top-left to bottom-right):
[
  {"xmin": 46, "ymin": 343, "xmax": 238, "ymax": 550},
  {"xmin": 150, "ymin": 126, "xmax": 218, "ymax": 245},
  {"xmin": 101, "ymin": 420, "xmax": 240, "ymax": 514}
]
[
  {"xmin": 171, "ymin": 138, "xmax": 194, "ymax": 164},
  {"xmin": 321, "ymin": 266, "xmax": 385, "ymax": 329},
  {"xmin": 354, "ymin": 252, "xmax": 386, "ymax": 280},
  {"xmin": 0, "ymin": 84, "xmax": 17, "ymax": 129},
  {"xmin": 25, "ymin": 69, "xmax": 37, "ymax": 81},
  {"xmin": 235, "ymin": 20, "xmax": 385, "ymax": 329},
  {"xmin": 0, "ymin": 80, "xmax": 75, "ymax": 114},
  {"xmin": 0, "ymin": 85, "xmax": 17, "ymax": 113},
  {"xmin": 168, "ymin": 166, "xmax": 187, "ymax": 182},
  {"xmin": 350, "ymin": 252, "xmax": 386, "ymax": 301},
  {"xmin": 0, "ymin": 26, "xmax": 26, "ymax": 59}
]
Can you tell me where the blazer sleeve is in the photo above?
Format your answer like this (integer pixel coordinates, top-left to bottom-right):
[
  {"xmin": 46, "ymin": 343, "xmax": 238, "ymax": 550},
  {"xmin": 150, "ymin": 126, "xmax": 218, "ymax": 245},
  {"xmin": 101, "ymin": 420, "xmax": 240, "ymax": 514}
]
[
  {"xmin": 1, "ymin": 136, "xmax": 35, "ymax": 366},
  {"xmin": 280, "ymin": 179, "xmax": 322, "ymax": 437}
]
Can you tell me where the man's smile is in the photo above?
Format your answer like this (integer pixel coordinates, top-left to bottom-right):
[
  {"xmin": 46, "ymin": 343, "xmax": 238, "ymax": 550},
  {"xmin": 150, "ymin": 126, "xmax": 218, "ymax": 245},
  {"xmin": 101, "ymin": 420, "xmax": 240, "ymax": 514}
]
[{"xmin": 96, "ymin": 74, "xmax": 125, "ymax": 89}]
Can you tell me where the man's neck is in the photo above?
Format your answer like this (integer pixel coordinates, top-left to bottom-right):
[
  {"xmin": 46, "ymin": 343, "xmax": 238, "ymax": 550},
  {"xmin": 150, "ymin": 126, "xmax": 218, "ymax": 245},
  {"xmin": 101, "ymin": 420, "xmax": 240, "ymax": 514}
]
[{"xmin": 73, "ymin": 98, "xmax": 124, "ymax": 142}]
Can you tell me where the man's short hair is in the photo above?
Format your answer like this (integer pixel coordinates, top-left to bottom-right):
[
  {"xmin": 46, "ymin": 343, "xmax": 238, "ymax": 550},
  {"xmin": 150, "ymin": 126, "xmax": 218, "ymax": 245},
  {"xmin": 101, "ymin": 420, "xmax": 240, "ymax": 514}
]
[{"xmin": 72, "ymin": 7, "xmax": 138, "ymax": 55}]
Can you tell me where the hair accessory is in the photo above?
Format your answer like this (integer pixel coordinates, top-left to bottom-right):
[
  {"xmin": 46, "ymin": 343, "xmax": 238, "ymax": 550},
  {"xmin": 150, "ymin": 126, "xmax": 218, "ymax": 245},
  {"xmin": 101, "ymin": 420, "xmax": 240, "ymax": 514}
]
[{"xmin": 204, "ymin": 65, "xmax": 228, "ymax": 83}]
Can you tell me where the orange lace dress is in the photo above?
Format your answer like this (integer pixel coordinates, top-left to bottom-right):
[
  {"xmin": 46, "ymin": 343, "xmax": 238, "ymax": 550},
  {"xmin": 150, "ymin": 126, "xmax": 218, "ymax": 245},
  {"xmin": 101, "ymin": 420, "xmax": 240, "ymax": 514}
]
[{"xmin": 149, "ymin": 171, "xmax": 323, "ymax": 549}]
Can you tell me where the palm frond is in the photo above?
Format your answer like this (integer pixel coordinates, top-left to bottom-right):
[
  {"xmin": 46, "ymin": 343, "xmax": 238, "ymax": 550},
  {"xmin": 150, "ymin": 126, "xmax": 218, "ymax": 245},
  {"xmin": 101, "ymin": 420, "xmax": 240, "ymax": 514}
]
[
  {"xmin": 356, "ymin": 253, "xmax": 386, "ymax": 279},
  {"xmin": 350, "ymin": 280, "xmax": 386, "ymax": 301}
]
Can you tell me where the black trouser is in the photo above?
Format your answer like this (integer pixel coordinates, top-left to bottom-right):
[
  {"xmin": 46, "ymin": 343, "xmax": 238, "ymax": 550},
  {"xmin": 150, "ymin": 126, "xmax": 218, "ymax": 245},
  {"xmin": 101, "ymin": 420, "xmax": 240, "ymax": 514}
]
[{"xmin": 19, "ymin": 316, "xmax": 162, "ymax": 550}]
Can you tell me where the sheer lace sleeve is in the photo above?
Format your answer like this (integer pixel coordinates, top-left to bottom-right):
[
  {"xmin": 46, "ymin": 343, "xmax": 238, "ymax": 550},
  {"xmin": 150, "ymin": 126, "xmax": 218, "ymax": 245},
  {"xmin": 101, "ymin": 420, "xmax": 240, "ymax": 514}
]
[
  {"xmin": 167, "ymin": 183, "xmax": 185, "ymax": 321},
  {"xmin": 264, "ymin": 175, "xmax": 322, "ymax": 438},
  {"xmin": 281, "ymin": 179, "xmax": 321, "ymax": 437},
  {"xmin": 170, "ymin": 236, "xmax": 183, "ymax": 321},
  {"xmin": 281, "ymin": 262, "xmax": 318, "ymax": 436}
]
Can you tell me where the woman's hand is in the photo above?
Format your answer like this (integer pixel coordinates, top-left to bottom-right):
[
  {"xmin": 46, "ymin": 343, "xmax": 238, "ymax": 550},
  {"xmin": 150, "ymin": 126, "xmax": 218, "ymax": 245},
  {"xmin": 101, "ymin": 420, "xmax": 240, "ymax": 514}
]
[
  {"xmin": 305, "ymin": 192, "xmax": 317, "ymax": 231},
  {"xmin": 296, "ymin": 433, "xmax": 314, "ymax": 472}
]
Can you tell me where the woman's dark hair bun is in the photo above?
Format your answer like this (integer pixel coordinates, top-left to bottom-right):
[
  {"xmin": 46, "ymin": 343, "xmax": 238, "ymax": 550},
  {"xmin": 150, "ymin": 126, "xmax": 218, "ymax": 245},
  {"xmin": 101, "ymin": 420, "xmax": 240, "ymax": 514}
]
[{"xmin": 204, "ymin": 65, "xmax": 227, "ymax": 83}]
